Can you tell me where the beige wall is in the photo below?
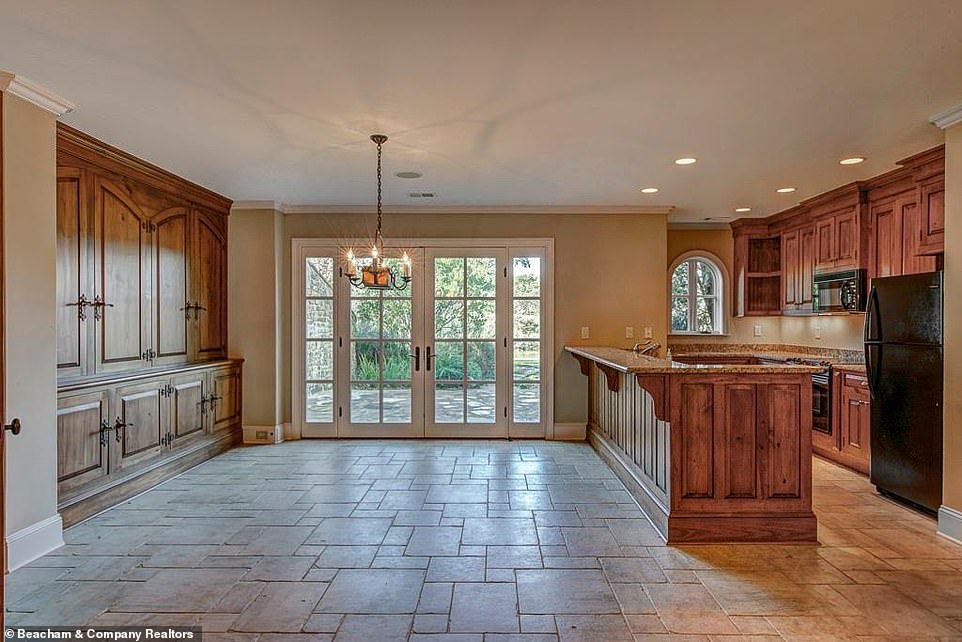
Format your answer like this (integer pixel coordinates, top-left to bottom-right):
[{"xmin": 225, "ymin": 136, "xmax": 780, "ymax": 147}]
[
  {"xmin": 280, "ymin": 212, "xmax": 668, "ymax": 426},
  {"xmin": 942, "ymin": 124, "xmax": 962, "ymax": 524},
  {"xmin": 3, "ymin": 94, "xmax": 59, "ymax": 539},
  {"xmin": 228, "ymin": 208, "xmax": 284, "ymax": 428},
  {"xmin": 667, "ymin": 228, "xmax": 863, "ymax": 350}
]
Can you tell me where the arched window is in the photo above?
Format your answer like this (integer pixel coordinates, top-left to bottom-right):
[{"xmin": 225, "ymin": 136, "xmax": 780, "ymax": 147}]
[{"xmin": 670, "ymin": 255, "xmax": 724, "ymax": 334}]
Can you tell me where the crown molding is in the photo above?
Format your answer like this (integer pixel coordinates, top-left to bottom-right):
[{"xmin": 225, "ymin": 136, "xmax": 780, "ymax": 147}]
[
  {"xmin": 0, "ymin": 71, "xmax": 74, "ymax": 116},
  {"xmin": 930, "ymin": 103, "xmax": 962, "ymax": 130},
  {"xmin": 667, "ymin": 221, "xmax": 732, "ymax": 231},
  {"xmin": 232, "ymin": 201, "xmax": 674, "ymax": 216}
]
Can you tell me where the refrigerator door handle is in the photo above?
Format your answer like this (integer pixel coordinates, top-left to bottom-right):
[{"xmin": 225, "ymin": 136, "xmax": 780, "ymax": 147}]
[
  {"xmin": 864, "ymin": 344, "xmax": 879, "ymax": 401},
  {"xmin": 864, "ymin": 287, "xmax": 880, "ymax": 343}
]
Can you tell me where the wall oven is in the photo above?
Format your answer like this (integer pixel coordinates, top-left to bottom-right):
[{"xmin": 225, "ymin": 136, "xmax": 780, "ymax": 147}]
[
  {"xmin": 811, "ymin": 368, "xmax": 832, "ymax": 435},
  {"xmin": 813, "ymin": 269, "xmax": 867, "ymax": 314}
]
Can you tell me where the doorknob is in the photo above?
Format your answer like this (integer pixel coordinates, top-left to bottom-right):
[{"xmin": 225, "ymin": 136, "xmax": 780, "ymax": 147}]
[{"xmin": 4, "ymin": 418, "xmax": 22, "ymax": 435}]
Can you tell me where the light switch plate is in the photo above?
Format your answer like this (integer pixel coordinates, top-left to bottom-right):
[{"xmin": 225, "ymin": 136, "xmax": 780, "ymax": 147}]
[
  {"xmin": 814, "ymin": 325, "xmax": 822, "ymax": 340},
  {"xmin": 581, "ymin": 326, "xmax": 590, "ymax": 339},
  {"xmin": 625, "ymin": 326, "xmax": 634, "ymax": 339},
  {"xmin": 644, "ymin": 327, "xmax": 653, "ymax": 339},
  {"xmin": 753, "ymin": 324, "xmax": 763, "ymax": 337}
]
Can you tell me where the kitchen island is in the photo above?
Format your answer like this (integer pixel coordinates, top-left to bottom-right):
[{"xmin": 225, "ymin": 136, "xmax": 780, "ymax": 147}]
[{"xmin": 566, "ymin": 346, "xmax": 820, "ymax": 543}]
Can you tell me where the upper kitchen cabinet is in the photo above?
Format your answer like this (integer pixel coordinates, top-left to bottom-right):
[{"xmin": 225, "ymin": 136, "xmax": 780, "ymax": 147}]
[
  {"xmin": 780, "ymin": 221, "xmax": 814, "ymax": 314},
  {"xmin": 803, "ymin": 183, "xmax": 867, "ymax": 272},
  {"xmin": 56, "ymin": 124, "xmax": 233, "ymax": 381},
  {"xmin": 731, "ymin": 221, "xmax": 782, "ymax": 317}
]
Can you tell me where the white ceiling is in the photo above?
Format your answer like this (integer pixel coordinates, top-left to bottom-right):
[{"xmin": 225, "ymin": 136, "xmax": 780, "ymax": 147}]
[{"xmin": 2, "ymin": 1, "xmax": 961, "ymax": 222}]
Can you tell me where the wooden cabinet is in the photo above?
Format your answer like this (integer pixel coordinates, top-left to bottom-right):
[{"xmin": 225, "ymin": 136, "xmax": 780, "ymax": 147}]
[
  {"xmin": 870, "ymin": 193, "xmax": 937, "ymax": 281},
  {"xmin": 814, "ymin": 208, "xmax": 859, "ymax": 271},
  {"xmin": 813, "ymin": 370, "xmax": 871, "ymax": 475},
  {"xmin": 917, "ymin": 177, "xmax": 945, "ymax": 255},
  {"xmin": 57, "ymin": 360, "xmax": 244, "ymax": 526},
  {"xmin": 56, "ymin": 167, "xmax": 90, "ymax": 379},
  {"xmin": 192, "ymin": 210, "xmax": 228, "ymax": 361},
  {"xmin": 112, "ymin": 380, "xmax": 165, "ymax": 475},
  {"xmin": 93, "ymin": 177, "xmax": 153, "ymax": 374},
  {"xmin": 781, "ymin": 226, "xmax": 814, "ymax": 313},
  {"xmin": 56, "ymin": 390, "xmax": 110, "ymax": 496},
  {"xmin": 732, "ymin": 223, "xmax": 781, "ymax": 317},
  {"xmin": 56, "ymin": 125, "xmax": 232, "ymax": 380},
  {"xmin": 153, "ymin": 207, "xmax": 191, "ymax": 366}
]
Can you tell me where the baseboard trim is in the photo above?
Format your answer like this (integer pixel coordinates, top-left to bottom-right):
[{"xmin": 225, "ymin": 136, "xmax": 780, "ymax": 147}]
[
  {"xmin": 552, "ymin": 422, "xmax": 586, "ymax": 440},
  {"xmin": 938, "ymin": 505, "xmax": 962, "ymax": 546},
  {"xmin": 5, "ymin": 514, "xmax": 64, "ymax": 571},
  {"xmin": 243, "ymin": 424, "xmax": 284, "ymax": 444}
]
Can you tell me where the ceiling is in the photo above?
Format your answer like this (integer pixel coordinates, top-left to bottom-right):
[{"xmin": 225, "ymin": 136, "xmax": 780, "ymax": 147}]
[{"xmin": 1, "ymin": 1, "xmax": 961, "ymax": 223}]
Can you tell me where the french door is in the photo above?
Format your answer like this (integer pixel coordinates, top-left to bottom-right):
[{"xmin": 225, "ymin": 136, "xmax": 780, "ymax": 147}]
[{"xmin": 295, "ymin": 241, "xmax": 548, "ymax": 439}]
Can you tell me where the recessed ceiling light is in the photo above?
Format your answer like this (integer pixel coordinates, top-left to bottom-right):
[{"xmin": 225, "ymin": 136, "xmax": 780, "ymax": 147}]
[
  {"xmin": 839, "ymin": 157, "xmax": 865, "ymax": 165},
  {"xmin": 776, "ymin": 187, "xmax": 797, "ymax": 193},
  {"xmin": 734, "ymin": 207, "xmax": 752, "ymax": 213},
  {"xmin": 674, "ymin": 157, "xmax": 697, "ymax": 166},
  {"xmin": 395, "ymin": 171, "xmax": 422, "ymax": 179},
  {"xmin": 640, "ymin": 187, "xmax": 659, "ymax": 194}
]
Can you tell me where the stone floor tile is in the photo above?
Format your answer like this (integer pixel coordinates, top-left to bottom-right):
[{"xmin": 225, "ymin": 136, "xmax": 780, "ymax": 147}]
[
  {"xmin": 307, "ymin": 517, "xmax": 392, "ymax": 545},
  {"xmin": 643, "ymin": 583, "xmax": 737, "ymax": 635},
  {"xmin": 601, "ymin": 557, "xmax": 667, "ymax": 584},
  {"xmin": 517, "ymin": 569, "xmax": 620, "ymax": 615},
  {"xmin": 231, "ymin": 581, "xmax": 329, "ymax": 632},
  {"xmin": 315, "ymin": 568, "xmax": 425, "ymax": 614},
  {"xmin": 334, "ymin": 614, "xmax": 413, "ymax": 641},
  {"xmin": 302, "ymin": 613, "xmax": 344, "ymax": 633},
  {"xmin": 449, "ymin": 582, "xmax": 520, "ymax": 632},
  {"xmin": 610, "ymin": 583, "xmax": 656, "ymax": 614},
  {"xmin": 413, "ymin": 614, "xmax": 449, "ymax": 633},
  {"xmin": 314, "ymin": 544, "xmax": 378, "ymax": 568},
  {"xmin": 427, "ymin": 556, "xmax": 486, "ymax": 582},
  {"xmin": 418, "ymin": 582, "xmax": 454, "ymax": 613},
  {"xmin": 561, "ymin": 527, "xmax": 623, "ymax": 557},
  {"xmin": 554, "ymin": 614, "xmax": 633, "ymax": 642},
  {"xmin": 462, "ymin": 518, "xmax": 539, "ymax": 545},
  {"xmin": 426, "ymin": 484, "xmax": 488, "ymax": 504},
  {"xmin": 244, "ymin": 556, "xmax": 314, "ymax": 581},
  {"xmin": 520, "ymin": 614, "xmax": 556, "ymax": 632},
  {"xmin": 405, "ymin": 526, "xmax": 463, "ymax": 556},
  {"xmin": 487, "ymin": 546, "xmax": 543, "ymax": 569}
]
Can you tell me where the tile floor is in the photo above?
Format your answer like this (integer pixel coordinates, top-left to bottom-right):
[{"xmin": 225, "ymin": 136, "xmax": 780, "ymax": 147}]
[{"xmin": 6, "ymin": 441, "xmax": 962, "ymax": 641}]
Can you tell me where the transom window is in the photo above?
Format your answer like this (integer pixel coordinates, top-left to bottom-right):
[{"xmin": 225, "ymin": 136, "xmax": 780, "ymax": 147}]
[{"xmin": 671, "ymin": 256, "xmax": 723, "ymax": 334}]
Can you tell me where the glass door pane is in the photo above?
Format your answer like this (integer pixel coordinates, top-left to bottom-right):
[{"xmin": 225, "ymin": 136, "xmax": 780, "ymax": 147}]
[
  {"xmin": 425, "ymin": 249, "xmax": 506, "ymax": 438},
  {"xmin": 510, "ymin": 251, "xmax": 545, "ymax": 437},
  {"xmin": 302, "ymin": 254, "xmax": 337, "ymax": 438},
  {"xmin": 339, "ymin": 252, "xmax": 423, "ymax": 437}
]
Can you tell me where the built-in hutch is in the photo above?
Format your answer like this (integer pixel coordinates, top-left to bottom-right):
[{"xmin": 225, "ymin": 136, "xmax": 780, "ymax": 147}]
[{"xmin": 55, "ymin": 125, "xmax": 241, "ymax": 526}]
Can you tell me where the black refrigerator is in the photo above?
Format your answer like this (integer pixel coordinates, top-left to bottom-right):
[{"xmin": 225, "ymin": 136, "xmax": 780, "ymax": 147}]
[{"xmin": 864, "ymin": 271, "xmax": 943, "ymax": 513}]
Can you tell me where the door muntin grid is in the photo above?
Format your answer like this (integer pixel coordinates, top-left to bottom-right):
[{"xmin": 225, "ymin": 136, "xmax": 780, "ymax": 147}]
[
  {"xmin": 511, "ymin": 255, "xmax": 542, "ymax": 424},
  {"xmin": 304, "ymin": 256, "xmax": 335, "ymax": 423}
]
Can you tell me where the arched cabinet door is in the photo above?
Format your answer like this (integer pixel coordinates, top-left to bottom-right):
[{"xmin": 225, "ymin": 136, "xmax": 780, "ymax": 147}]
[
  {"xmin": 190, "ymin": 208, "xmax": 228, "ymax": 360},
  {"xmin": 151, "ymin": 206, "xmax": 191, "ymax": 366},
  {"xmin": 93, "ymin": 178, "xmax": 151, "ymax": 373}
]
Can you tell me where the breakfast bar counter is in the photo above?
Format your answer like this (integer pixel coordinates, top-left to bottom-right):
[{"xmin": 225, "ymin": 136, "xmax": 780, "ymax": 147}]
[{"xmin": 566, "ymin": 346, "xmax": 819, "ymax": 543}]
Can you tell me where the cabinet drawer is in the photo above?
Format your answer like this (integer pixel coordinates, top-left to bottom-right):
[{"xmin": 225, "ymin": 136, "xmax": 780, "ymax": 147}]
[{"xmin": 842, "ymin": 372, "xmax": 869, "ymax": 394}]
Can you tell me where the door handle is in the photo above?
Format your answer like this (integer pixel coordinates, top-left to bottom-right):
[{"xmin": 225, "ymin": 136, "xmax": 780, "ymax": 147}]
[
  {"xmin": 4, "ymin": 418, "xmax": 22, "ymax": 435},
  {"xmin": 425, "ymin": 346, "xmax": 433, "ymax": 371},
  {"xmin": 410, "ymin": 346, "xmax": 421, "ymax": 372}
]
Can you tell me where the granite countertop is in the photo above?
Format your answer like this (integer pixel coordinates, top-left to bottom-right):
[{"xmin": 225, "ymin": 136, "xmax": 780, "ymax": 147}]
[
  {"xmin": 669, "ymin": 344, "xmax": 865, "ymax": 367},
  {"xmin": 565, "ymin": 346, "xmax": 821, "ymax": 375},
  {"xmin": 833, "ymin": 363, "xmax": 867, "ymax": 374}
]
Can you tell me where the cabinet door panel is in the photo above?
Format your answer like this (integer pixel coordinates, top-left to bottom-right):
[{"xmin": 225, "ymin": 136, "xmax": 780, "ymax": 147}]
[
  {"xmin": 192, "ymin": 210, "xmax": 228, "ymax": 360},
  {"xmin": 814, "ymin": 219, "xmax": 835, "ymax": 270},
  {"xmin": 765, "ymin": 383, "xmax": 803, "ymax": 499},
  {"xmin": 781, "ymin": 231, "xmax": 799, "ymax": 308},
  {"xmin": 210, "ymin": 366, "xmax": 242, "ymax": 433},
  {"xmin": 154, "ymin": 207, "xmax": 190, "ymax": 365},
  {"xmin": 171, "ymin": 372, "xmax": 206, "ymax": 445},
  {"xmin": 899, "ymin": 198, "xmax": 937, "ymax": 276},
  {"xmin": 57, "ymin": 390, "xmax": 110, "ymax": 497},
  {"xmin": 112, "ymin": 381, "xmax": 165, "ymax": 474},
  {"xmin": 872, "ymin": 200, "xmax": 899, "ymax": 279},
  {"xmin": 834, "ymin": 211, "xmax": 857, "ymax": 267},
  {"xmin": 799, "ymin": 228, "xmax": 814, "ymax": 308},
  {"xmin": 918, "ymin": 180, "xmax": 944, "ymax": 254},
  {"xmin": 94, "ymin": 179, "xmax": 151, "ymax": 372},
  {"xmin": 57, "ymin": 167, "xmax": 91, "ymax": 377}
]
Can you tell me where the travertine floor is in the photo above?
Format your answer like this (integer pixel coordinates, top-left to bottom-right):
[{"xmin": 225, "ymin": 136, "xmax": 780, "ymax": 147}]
[{"xmin": 6, "ymin": 441, "xmax": 962, "ymax": 641}]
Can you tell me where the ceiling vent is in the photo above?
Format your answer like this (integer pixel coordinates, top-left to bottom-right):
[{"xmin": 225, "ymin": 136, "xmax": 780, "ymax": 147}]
[{"xmin": 408, "ymin": 192, "xmax": 436, "ymax": 199}]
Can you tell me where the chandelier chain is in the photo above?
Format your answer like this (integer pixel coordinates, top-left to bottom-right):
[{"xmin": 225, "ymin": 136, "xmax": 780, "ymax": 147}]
[{"xmin": 375, "ymin": 137, "xmax": 383, "ymax": 248}]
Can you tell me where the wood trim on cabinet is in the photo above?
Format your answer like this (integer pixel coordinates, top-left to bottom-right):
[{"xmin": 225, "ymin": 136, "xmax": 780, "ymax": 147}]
[{"xmin": 57, "ymin": 124, "xmax": 232, "ymax": 213}]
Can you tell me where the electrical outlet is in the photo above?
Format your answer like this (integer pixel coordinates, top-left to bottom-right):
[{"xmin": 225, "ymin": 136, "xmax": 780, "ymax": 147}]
[
  {"xmin": 644, "ymin": 327, "xmax": 653, "ymax": 339},
  {"xmin": 753, "ymin": 324, "xmax": 763, "ymax": 337},
  {"xmin": 625, "ymin": 326, "xmax": 634, "ymax": 339},
  {"xmin": 581, "ymin": 326, "xmax": 590, "ymax": 339},
  {"xmin": 814, "ymin": 325, "xmax": 822, "ymax": 340},
  {"xmin": 255, "ymin": 430, "xmax": 269, "ymax": 441}
]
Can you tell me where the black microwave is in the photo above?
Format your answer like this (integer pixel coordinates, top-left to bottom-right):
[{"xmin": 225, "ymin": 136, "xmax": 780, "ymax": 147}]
[{"xmin": 813, "ymin": 269, "xmax": 867, "ymax": 313}]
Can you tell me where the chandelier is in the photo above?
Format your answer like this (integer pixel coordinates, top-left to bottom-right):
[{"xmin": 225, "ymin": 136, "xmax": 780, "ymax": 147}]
[{"xmin": 344, "ymin": 134, "xmax": 412, "ymax": 291}]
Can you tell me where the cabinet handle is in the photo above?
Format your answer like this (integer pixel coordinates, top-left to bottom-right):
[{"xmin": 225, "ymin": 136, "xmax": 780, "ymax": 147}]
[
  {"xmin": 179, "ymin": 304, "xmax": 193, "ymax": 320},
  {"xmin": 113, "ymin": 417, "xmax": 130, "ymax": 443},
  {"xmin": 99, "ymin": 419, "xmax": 113, "ymax": 446},
  {"xmin": 4, "ymin": 418, "xmax": 22, "ymax": 436},
  {"xmin": 91, "ymin": 295, "xmax": 114, "ymax": 321},
  {"xmin": 66, "ymin": 294, "xmax": 91, "ymax": 321}
]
